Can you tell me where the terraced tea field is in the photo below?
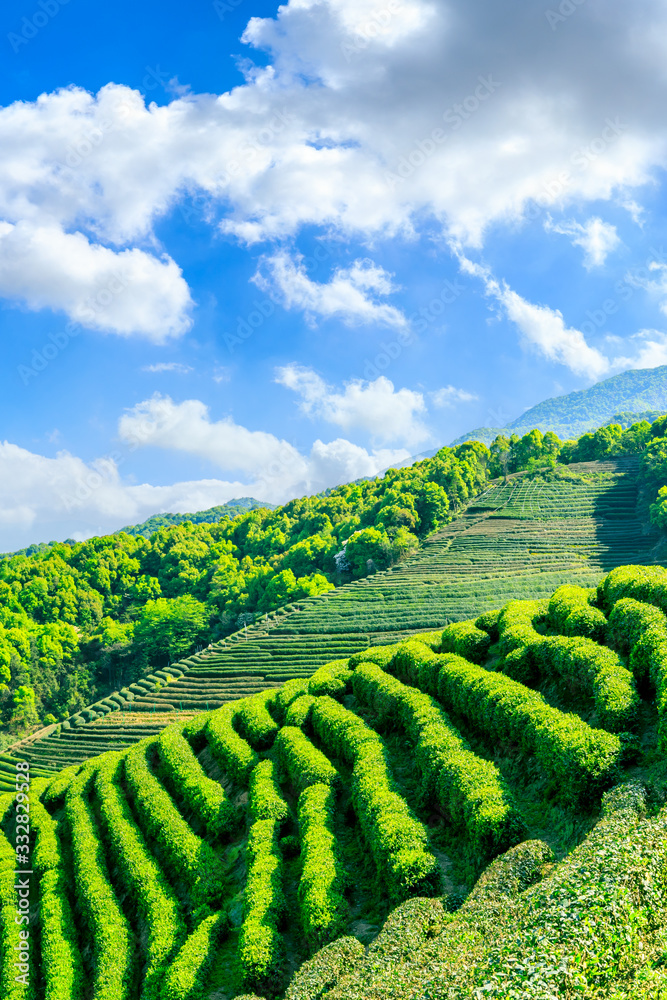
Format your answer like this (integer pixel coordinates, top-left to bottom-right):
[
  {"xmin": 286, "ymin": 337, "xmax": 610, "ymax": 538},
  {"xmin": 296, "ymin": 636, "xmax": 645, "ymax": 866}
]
[
  {"xmin": 10, "ymin": 458, "xmax": 660, "ymax": 771},
  {"xmin": 2, "ymin": 564, "xmax": 667, "ymax": 999}
]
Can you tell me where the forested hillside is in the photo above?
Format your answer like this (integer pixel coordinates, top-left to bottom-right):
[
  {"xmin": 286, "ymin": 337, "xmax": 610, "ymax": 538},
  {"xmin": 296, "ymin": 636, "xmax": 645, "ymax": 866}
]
[
  {"xmin": 0, "ymin": 445, "xmax": 487, "ymax": 734},
  {"xmin": 116, "ymin": 498, "xmax": 276, "ymax": 539},
  {"xmin": 6, "ymin": 411, "xmax": 667, "ymax": 739}
]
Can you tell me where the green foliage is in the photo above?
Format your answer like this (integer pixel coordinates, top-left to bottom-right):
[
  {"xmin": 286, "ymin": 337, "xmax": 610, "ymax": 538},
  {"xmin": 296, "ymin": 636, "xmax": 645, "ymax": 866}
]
[
  {"xmin": 160, "ymin": 911, "xmax": 230, "ymax": 1000},
  {"xmin": 0, "ymin": 793, "xmax": 36, "ymax": 1000},
  {"xmin": 206, "ymin": 704, "xmax": 259, "ymax": 787},
  {"xmin": 392, "ymin": 640, "xmax": 622, "ymax": 804},
  {"xmin": 64, "ymin": 767, "xmax": 135, "ymax": 1000},
  {"xmin": 351, "ymin": 660, "xmax": 524, "ymax": 862},
  {"xmin": 94, "ymin": 753, "xmax": 185, "ymax": 1000},
  {"xmin": 344, "ymin": 528, "xmax": 393, "ymax": 577},
  {"xmin": 474, "ymin": 609, "xmax": 501, "ymax": 642},
  {"xmin": 285, "ymin": 694, "xmax": 317, "ymax": 728},
  {"xmin": 157, "ymin": 726, "xmax": 237, "ymax": 839},
  {"xmin": 307, "ymin": 659, "xmax": 352, "ymax": 698},
  {"xmin": 124, "ymin": 740, "xmax": 226, "ymax": 906},
  {"xmin": 546, "ymin": 584, "xmax": 607, "ymax": 642},
  {"xmin": 283, "ymin": 937, "xmax": 365, "ymax": 1000},
  {"xmin": 249, "ymin": 760, "xmax": 290, "ymax": 824},
  {"xmin": 275, "ymin": 726, "xmax": 341, "ymax": 795},
  {"xmin": 133, "ymin": 595, "xmax": 210, "ymax": 667},
  {"xmin": 240, "ymin": 786, "xmax": 288, "ymax": 996},
  {"xmin": 273, "ymin": 679, "xmax": 309, "ymax": 724},
  {"xmin": 439, "ymin": 621, "xmax": 491, "ymax": 664},
  {"xmin": 497, "ymin": 598, "xmax": 639, "ymax": 731},
  {"xmin": 235, "ymin": 690, "xmax": 279, "ymax": 750},
  {"xmin": 598, "ymin": 563, "xmax": 667, "ymax": 614},
  {"xmin": 42, "ymin": 764, "xmax": 79, "ymax": 807},
  {"xmin": 311, "ymin": 696, "xmax": 441, "ymax": 902},
  {"xmin": 297, "ymin": 783, "xmax": 348, "ymax": 951},
  {"xmin": 31, "ymin": 788, "xmax": 84, "ymax": 1000}
]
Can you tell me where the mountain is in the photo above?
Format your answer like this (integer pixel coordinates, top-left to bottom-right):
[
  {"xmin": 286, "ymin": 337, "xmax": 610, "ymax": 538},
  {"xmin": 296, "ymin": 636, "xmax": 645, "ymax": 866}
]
[
  {"xmin": 451, "ymin": 365, "xmax": 667, "ymax": 445},
  {"xmin": 116, "ymin": 497, "xmax": 276, "ymax": 538}
]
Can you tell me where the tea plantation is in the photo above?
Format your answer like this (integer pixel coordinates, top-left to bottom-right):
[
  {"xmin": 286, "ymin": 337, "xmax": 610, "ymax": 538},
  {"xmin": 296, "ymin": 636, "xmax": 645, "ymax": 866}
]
[
  {"xmin": 2, "ymin": 561, "xmax": 667, "ymax": 998},
  {"xmin": 10, "ymin": 457, "xmax": 660, "ymax": 775}
]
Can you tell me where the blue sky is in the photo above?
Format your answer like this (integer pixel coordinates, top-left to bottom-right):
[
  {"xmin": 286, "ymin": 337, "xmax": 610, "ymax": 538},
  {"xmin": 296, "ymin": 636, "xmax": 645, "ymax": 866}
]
[{"xmin": 2, "ymin": 0, "xmax": 667, "ymax": 548}]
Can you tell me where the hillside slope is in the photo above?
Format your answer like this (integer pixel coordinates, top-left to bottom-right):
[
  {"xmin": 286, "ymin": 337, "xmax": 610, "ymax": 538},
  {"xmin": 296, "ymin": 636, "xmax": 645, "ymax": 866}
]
[
  {"xmin": 12, "ymin": 457, "xmax": 660, "ymax": 773},
  {"xmin": 452, "ymin": 364, "xmax": 667, "ymax": 444},
  {"xmin": 4, "ymin": 561, "xmax": 667, "ymax": 999}
]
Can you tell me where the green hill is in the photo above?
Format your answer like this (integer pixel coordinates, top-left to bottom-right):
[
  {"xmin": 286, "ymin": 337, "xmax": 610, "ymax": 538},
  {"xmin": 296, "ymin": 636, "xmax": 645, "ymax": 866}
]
[
  {"xmin": 452, "ymin": 364, "xmax": 667, "ymax": 444},
  {"xmin": 4, "ymin": 561, "xmax": 667, "ymax": 999},
  {"xmin": 12, "ymin": 456, "xmax": 661, "ymax": 773},
  {"xmin": 115, "ymin": 497, "xmax": 277, "ymax": 538}
]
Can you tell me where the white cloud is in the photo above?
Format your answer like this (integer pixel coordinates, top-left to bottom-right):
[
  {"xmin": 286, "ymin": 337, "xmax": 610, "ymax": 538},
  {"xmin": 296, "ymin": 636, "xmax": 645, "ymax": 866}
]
[
  {"xmin": 545, "ymin": 216, "xmax": 621, "ymax": 269},
  {"xmin": 454, "ymin": 249, "xmax": 611, "ymax": 379},
  {"xmin": 0, "ymin": 440, "xmax": 250, "ymax": 551},
  {"xmin": 0, "ymin": 222, "xmax": 192, "ymax": 340},
  {"xmin": 275, "ymin": 365, "xmax": 430, "ymax": 445},
  {"xmin": 610, "ymin": 329, "xmax": 667, "ymax": 370},
  {"xmin": 431, "ymin": 385, "xmax": 478, "ymax": 407},
  {"xmin": 253, "ymin": 251, "xmax": 407, "ymax": 329},
  {"xmin": 624, "ymin": 260, "xmax": 667, "ymax": 318},
  {"xmin": 0, "ymin": 398, "xmax": 412, "ymax": 549},
  {"xmin": 143, "ymin": 362, "xmax": 194, "ymax": 374},
  {"xmin": 1, "ymin": 0, "xmax": 666, "ymax": 338},
  {"xmin": 117, "ymin": 393, "xmax": 408, "ymax": 501}
]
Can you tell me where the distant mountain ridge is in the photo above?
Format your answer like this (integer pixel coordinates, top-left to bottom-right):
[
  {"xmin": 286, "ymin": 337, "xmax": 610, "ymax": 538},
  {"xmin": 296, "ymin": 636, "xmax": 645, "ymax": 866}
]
[
  {"xmin": 116, "ymin": 497, "xmax": 276, "ymax": 538},
  {"xmin": 451, "ymin": 365, "xmax": 667, "ymax": 445}
]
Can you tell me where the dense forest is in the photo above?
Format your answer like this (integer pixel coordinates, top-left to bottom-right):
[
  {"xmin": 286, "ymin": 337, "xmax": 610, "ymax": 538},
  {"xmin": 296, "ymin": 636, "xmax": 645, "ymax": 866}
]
[{"xmin": 3, "ymin": 415, "xmax": 667, "ymax": 736}]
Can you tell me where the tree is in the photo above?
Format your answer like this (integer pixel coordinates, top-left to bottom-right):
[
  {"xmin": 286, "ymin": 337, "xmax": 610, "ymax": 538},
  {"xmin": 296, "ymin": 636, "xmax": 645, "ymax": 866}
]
[
  {"xmin": 414, "ymin": 482, "xmax": 450, "ymax": 531},
  {"xmin": 489, "ymin": 435, "xmax": 511, "ymax": 480},
  {"xmin": 133, "ymin": 596, "xmax": 210, "ymax": 667},
  {"xmin": 11, "ymin": 685, "xmax": 38, "ymax": 731},
  {"xmin": 345, "ymin": 528, "xmax": 392, "ymax": 577}
]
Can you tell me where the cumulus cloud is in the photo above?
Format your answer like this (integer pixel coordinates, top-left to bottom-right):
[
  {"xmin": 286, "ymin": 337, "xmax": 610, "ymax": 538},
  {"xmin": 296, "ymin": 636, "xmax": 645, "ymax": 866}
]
[
  {"xmin": 610, "ymin": 329, "xmax": 667, "ymax": 370},
  {"xmin": 275, "ymin": 365, "xmax": 430, "ymax": 445},
  {"xmin": 117, "ymin": 393, "xmax": 409, "ymax": 501},
  {"xmin": 253, "ymin": 251, "xmax": 407, "ymax": 329},
  {"xmin": 0, "ymin": 392, "xmax": 413, "ymax": 548},
  {"xmin": 1, "ymin": 0, "xmax": 666, "ymax": 319},
  {"xmin": 0, "ymin": 222, "xmax": 192, "ymax": 340},
  {"xmin": 430, "ymin": 385, "xmax": 478, "ymax": 407},
  {"xmin": 545, "ymin": 216, "xmax": 621, "ymax": 268},
  {"xmin": 0, "ymin": 440, "xmax": 250, "ymax": 551}
]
